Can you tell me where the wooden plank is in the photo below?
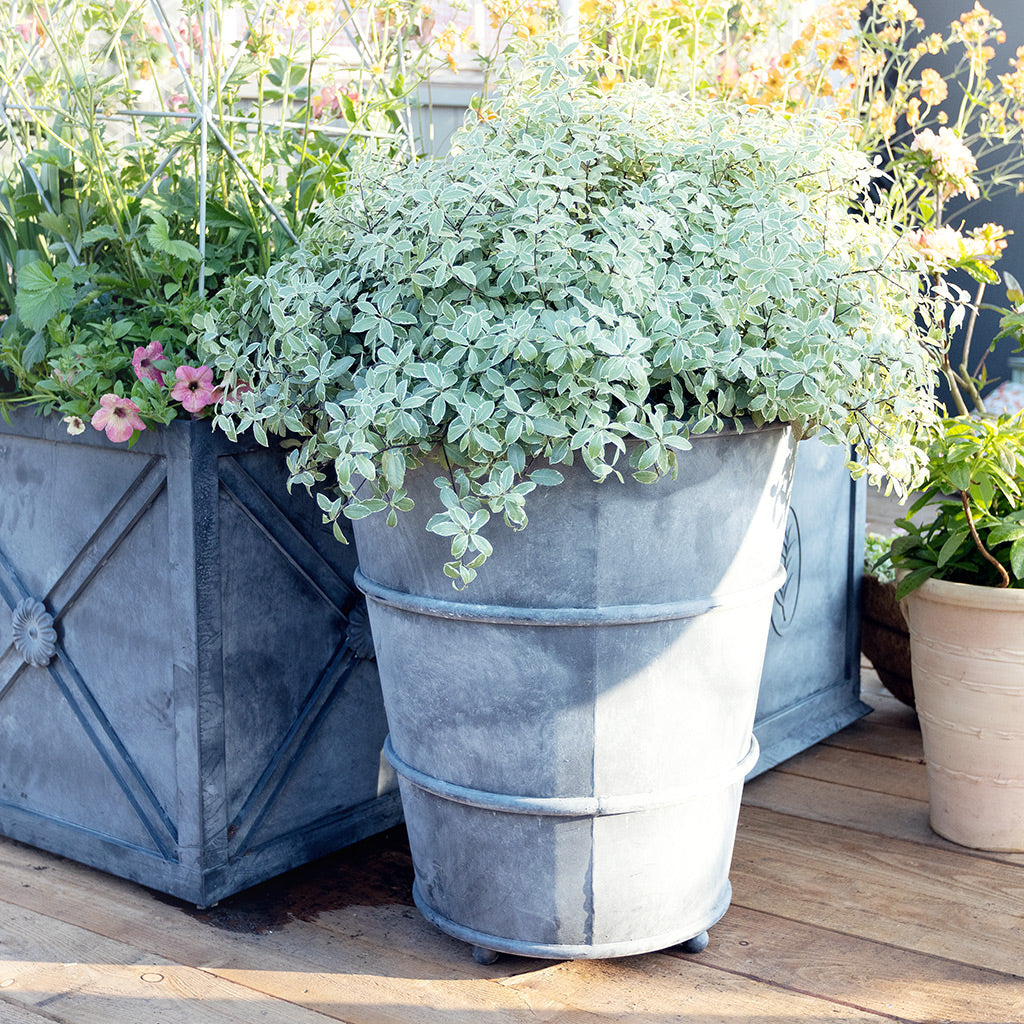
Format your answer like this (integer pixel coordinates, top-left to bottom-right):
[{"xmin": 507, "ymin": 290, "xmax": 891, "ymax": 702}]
[
  {"xmin": 0, "ymin": 832, "xmax": 942, "ymax": 1024},
  {"xmin": 495, "ymin": 948, "xmax": 894, "ymax": 1023},
  {"xmin": 0, "ymin": 840, "xmax": 891, "ymax": 1024},
  {"xmin": 733, "ymin": 805, "xmax": 1024, "ymax": 977},
  {"xmin": 0, "ymin": 902, "xmax": 336, "ymax": 1024},
  {"xmin": 2, "ymin": 780, "xmax": 1023, "ymax": 1024},
  {"xmin": 822, "ymin": 714, "xmax": 924, "ymax": 761},
  {"xmin": 745, "ymin": 767, "xmax": 1022, "ymax": 867},
  {"xmin": 859, "ymin": 669, "xmax": 919, "ymax": 721},
  {"xmin": 0, "ymin": 840, "xmax": 256, "ymax": 973},
  {"xmin": 688, "ymin": 905, "xmax": 1024, "ymax": 1024},
  {"xmin": 766, "ymin": 742, "xmax": 929, "ymax": 801},
  {"xmin": 0, "ymin": 833, "xmax": 901, "ymax": 1024},
  {"xmin": 0, "ymin": 839, "xmax": 599, "ymax": 1023},
  {"xmin": 0, "ymin": 835, "xmax": 541, "ymax": 980},
  {"xmin": 0, "ymin": 997, "xmax": 66, "ymax": 1024},
  {"xmin": 743, "ymin": 770, "xmax": 935, "ymax": 844}
]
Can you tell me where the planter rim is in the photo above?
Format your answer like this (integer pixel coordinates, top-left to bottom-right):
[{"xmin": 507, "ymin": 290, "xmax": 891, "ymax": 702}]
[
  {"xmin": 0, "ymin": 404, "xmax": 275, "ymax": 458},
  {"xmin": 902, "ymin": 574, "xmax": 1024, "ymax": 613},
  {"xmin": 399, "ymin": 417, "xmax": 791, "ymax": 477}
]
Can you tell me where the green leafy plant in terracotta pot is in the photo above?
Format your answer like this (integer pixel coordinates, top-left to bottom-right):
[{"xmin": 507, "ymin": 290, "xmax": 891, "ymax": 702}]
[
  {"xmin": 886, "ymin": 243, "xmax": 1024, "ymax": 848},
  {"xmin": 888, "ymin": 406, "xmax": 1024, "ymax": 851},
  {"xmin": 203, "ymin": 54, "xmax": 937, "ymax": 961}
]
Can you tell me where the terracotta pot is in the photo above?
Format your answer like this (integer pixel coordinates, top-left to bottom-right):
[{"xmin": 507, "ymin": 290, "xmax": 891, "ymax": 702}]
[
  {"xmin": 902, "ymin": 577, "xmax": 1024, "ymax": 852},
  {"xmin": 860, "ymin": 574, "xmax": 914, "ymax": 708}
]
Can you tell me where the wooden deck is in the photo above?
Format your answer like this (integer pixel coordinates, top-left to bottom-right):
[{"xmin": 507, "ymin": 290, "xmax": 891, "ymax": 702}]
[{"xmin": 0, "ymin": 667, "xmax": 1021, "ymax": 1023}]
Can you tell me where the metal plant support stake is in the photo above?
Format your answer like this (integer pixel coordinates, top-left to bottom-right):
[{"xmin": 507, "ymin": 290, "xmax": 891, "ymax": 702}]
[{"xmin": 0, "ymin": 0, "xmax": 424, "ymax": 294}]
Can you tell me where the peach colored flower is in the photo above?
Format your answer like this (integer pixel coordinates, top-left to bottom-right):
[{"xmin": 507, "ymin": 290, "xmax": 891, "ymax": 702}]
[
  {"xmin": 999, "ymin": 69, "xmax": 1024, "ymax": 103},
  {"xmin": 132, "ymin": 340, "xmax": 166, "ymax": 385},
  {"xmin": 880, "ymin": 0, "xmax": 916, "ymax": 21},
  {"xmin": 919, "ymin": 68, "xmax": 948, "ymax": 106},
  {"xmin": 911, "ymin": 127, "xmax": 980, "ymax": 199},
  {"xmin": 91, "ymin": 395, "xmax": 146, "ymax": 443},
  {"xmin": 907, "ymin": 226, "xmax": 970, "ymax": 268},
  {"xmin": 969, "ymin": 222, "xmax": 1009, "ymax": 258},
  {"xmin": 171, "ymin": 364, "xmax": 217, "ymax": 413}
]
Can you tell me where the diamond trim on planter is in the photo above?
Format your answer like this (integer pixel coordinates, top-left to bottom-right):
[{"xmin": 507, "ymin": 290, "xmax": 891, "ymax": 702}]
[{"xmin": 11, "ymin": 598, "xmax": 57, "ymax": 668}]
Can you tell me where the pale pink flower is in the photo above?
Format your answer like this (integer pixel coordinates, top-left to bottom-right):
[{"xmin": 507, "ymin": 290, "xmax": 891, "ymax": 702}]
[
  {"xmin": 217, "ymin": 380, "xmax": 251, "ymax": 406},
  {"xmin": 911, "ymin": 127, "xmax": 980, "ymax": 200},
  {"xmin": 171, "ymin": 364, "xmax": 217, "ymax": 413},
  {"xmin": 91, "ymin": 394, "xmax": 146, "ymax": 443},
  {"xmin": 15, "ymin": 18, "xmax": 43, "ymax": 42},
  {"xmin": 311, "ymin": 85, "xmax": 339, "ymax": 120},
  {"xmin": 908, "ymin": 226, "xmax": 969, "ymax": 269},
  {"xmin": 132, "ymin": 340, "xmax": 166, "ymax": 385}
]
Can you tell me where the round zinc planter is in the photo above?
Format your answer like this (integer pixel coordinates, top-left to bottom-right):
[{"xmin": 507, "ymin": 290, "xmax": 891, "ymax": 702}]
[
  {"xmin": 353, "ymin": 423, "xmax": 796, "ymax": 960},
  {"xmin": 902, "ymin": 577, "xmax": 1024, "ymax": 852}
]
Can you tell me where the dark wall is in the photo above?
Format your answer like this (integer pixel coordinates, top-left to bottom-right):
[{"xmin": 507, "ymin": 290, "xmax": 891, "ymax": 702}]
[{"xmin": 915, "ymin": 0, "xmax": 1024, "ymax": 400}]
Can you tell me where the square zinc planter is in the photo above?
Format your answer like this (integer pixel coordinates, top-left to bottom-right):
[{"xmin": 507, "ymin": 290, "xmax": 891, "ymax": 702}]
[{"xmin": 0, "ymin": 409, "xmax": 400, "ymax": 906}]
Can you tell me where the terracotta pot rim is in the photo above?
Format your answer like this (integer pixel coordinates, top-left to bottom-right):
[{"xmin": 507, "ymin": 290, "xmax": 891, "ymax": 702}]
[{"xmin": 903, "ymin": 573, "xmax": 1024, "ymax": 612}]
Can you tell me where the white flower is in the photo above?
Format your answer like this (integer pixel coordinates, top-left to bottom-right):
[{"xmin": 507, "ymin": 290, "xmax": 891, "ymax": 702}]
[{"xmin": 63, "ymin": 415, "xmax": 86, "ymax": 435}]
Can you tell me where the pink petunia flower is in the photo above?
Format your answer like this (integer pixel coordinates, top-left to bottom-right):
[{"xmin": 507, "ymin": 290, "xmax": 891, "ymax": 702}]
[
  {"xmin": 171, "ymin": 364, "xmax": 217, "ymax": 413},
  {"xmin": 91, "ymin": 394, "xmax": 146, "ymax": 443},
  {"xmin": 220, "ymin": 381, "xmax": 252, "ymax": 405},
  {"xmin": 132, "ymin": 340, "xmax": 166, "ymax": 385}
]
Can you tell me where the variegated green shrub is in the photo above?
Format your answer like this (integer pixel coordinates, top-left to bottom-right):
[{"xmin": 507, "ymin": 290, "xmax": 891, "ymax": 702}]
[{"xmin": 203, "ymin": 59, "xmax": 936, "ymax": 586}]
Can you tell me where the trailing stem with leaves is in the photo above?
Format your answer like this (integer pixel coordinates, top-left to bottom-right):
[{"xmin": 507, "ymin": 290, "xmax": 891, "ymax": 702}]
[{"xmin": 204, "ymin": 57, "xmax": 936, "ymax": 587}]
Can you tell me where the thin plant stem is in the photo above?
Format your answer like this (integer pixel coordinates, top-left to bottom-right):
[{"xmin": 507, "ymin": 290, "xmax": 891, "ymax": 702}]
[{"xmin": 961, "ymin": 489, "xmax": 1009, "ymax": 586}]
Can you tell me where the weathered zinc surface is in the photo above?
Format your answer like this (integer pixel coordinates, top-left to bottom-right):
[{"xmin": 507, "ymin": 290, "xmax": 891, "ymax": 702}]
[
  {"xmin": 754, "ymin": 437, "xmax": 869, "ymax": 776},
  {"xmin": 0, "ymin": 410, "xmax": 400, "ymax": 906},
  {"xmin": 355, "ymin": 424, "xmax": 796, "ymax": 960}
]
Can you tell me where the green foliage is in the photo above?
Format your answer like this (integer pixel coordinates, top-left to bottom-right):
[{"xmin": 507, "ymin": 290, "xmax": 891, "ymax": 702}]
[
  {"xmin": 0, "ymin": 0, "xmax": 439, "ymax": 430},
  {"xmin": 889, "ymin": 414, "xmax": 1024, "ymax": 598},
  {"xmin": 864, "ymin": 532, "xmax": 897, "ymax": 584},
  {"xmin": 205, "ymin": 56, "xmax": 937, "ymax": 586}
]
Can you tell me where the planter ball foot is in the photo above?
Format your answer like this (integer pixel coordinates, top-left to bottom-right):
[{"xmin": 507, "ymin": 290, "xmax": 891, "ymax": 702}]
[
  {"xmin": 472, "ymin": 945, "xmax": 500, "ymax": 965},
  {"xmin": 677, "ymin": 931, "xmax": 710, "ymax": 954}
]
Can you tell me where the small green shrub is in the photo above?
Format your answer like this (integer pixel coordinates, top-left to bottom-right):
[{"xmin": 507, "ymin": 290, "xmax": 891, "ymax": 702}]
[
  {"xmin": 889, "ymin": 414, "xmax": 1024, "ymax": 597},
  {"xmin": 204, "ymin": 59, "xmax": 936, "ymax": 586}
]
